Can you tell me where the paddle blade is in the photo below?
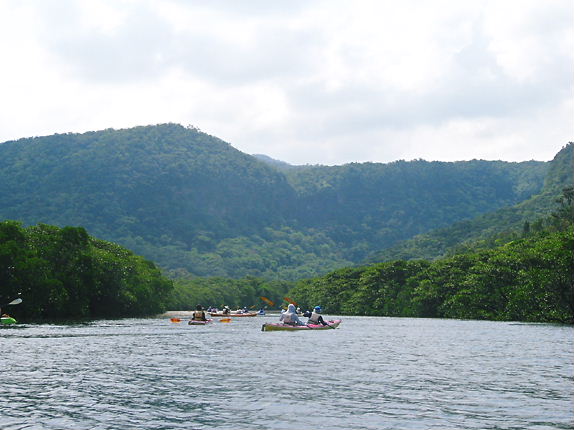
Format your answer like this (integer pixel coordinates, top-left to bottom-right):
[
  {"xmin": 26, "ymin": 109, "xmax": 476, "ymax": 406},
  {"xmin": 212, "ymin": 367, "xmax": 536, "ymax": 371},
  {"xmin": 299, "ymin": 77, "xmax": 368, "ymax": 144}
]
[
  {"xmin": 283, "ymin": 297, "xmax": 298, "ymax": 306},
  {"xmin": 260, "ymin": 296, "xmax": 274, "ymax": 306},
  {"xmin": 8, "ymin": 298, "xmax": 22, "ymax": 305},
  {"xmin": 170, "ymin": 318, "xmax": 181, "ymax": 323}
]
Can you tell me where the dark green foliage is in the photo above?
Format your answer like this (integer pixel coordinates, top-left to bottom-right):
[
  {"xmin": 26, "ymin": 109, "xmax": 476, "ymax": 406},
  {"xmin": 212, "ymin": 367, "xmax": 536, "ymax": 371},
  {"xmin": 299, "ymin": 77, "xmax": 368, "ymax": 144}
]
[
  {"xmin": 167, "ymin": 276, "xmax": 293, "ymax": 311},
  {"xmin": 0, "ymin": 124, "xmax": 559, "ymax": 279},
  {"xmin": 289, "ymin": 190, "xmax": 574, "ymax": 323},
  {"xmin": 0, "ymin": 124, "xmax": 295, "ymax": 241},
  {"xmin": 0, "ymin": 222, "xmax": 173, "ymax": 320},
  {"xmin": 290, "ymin": 230, "xmax": 573, "ymax": 322},
  {"xmin": 286, "ymin": 158, "xmax": 548, "ymax": 257},
  {"xmin": 369, "ymin": 143, "xmax": 573, "ymax": 262}
]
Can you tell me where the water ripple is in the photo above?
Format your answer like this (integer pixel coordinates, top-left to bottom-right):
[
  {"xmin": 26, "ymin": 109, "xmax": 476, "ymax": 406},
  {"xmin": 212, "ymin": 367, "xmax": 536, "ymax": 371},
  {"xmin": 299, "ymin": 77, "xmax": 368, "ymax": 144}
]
[{"xmin": 1, "ymin": 317, "xmax": 572, "ymax": 429}]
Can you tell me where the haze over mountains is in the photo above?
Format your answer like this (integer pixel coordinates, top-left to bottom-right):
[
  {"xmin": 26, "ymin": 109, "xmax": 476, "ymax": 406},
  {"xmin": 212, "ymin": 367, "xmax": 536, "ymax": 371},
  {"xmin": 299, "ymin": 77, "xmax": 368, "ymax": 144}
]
[{"xmin": 0, "ymin": 124, "xmax": 570, "ymax": 279}]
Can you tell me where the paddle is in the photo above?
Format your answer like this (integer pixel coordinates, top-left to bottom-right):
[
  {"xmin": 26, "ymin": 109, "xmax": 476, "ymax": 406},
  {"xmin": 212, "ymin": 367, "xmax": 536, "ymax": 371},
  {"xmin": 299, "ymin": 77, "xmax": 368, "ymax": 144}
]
[
  {"xmin": 0, "ymin": 297, "xmax": 22, "ymax": 313},
  {"xmin": 0, "ymin": 297, "xmax": 22, "ymax": 322},
  {"xmin": 283, "ymin": 297, "xmax": 298, "ymax": 306},
  {"xmin": 6, "ymin": 298, "xmax": 22, "ymax": 306},
  {"xmin": 260, "ymin": 296, "xmax": 274, "ymax": 306},
  {"xmin": 170, "ymin": 317, "xmax": 212, "ymax": 323}
]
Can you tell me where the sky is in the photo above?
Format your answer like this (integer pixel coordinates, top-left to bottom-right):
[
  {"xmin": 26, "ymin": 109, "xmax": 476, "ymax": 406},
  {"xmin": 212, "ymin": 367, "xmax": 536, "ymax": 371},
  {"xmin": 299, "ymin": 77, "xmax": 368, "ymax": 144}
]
[{"xmin": 0, "ymin": 0, "xmax": 572, "ymax": 165}]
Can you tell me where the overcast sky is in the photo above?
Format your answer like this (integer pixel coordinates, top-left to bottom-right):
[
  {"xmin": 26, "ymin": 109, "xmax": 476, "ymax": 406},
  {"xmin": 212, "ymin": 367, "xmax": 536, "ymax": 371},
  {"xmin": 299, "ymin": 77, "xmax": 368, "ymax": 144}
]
[{"xmin": 0, "ymin": 0, "xmax": 572, "ymax": 165}]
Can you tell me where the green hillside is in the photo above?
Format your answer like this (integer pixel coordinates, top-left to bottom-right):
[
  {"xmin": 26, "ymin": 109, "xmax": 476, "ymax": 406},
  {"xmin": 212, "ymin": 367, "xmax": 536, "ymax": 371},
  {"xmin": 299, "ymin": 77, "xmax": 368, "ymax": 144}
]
[
  {"xmin": 284, "ymin": 158, "xmax": 548, "ymax": 260},
  {"xmin": 0, "ymin": 124, "xmax": 295, "ymax": 240},
  {"xmin": 0, "ymin": 124, "xmax": 560, "ymax": 279},
  {"xmin": 368, "ymin": 143, "xmax": 573, "ymax": 262}
]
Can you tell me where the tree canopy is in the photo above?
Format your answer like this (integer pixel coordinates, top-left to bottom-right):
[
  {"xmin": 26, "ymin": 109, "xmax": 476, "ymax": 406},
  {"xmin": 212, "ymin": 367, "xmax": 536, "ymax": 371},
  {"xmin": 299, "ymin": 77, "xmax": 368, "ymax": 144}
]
[
  {"xmin": 287, "ymin": 188, "xmax": 574, "ymax": 323},
  {"xmin": 0, "ymin": 124, "xmax": 564, "ymax": 279},
  {"xmin": 0, "ymin": 222, "xmax": 173, "ymax": 319}
]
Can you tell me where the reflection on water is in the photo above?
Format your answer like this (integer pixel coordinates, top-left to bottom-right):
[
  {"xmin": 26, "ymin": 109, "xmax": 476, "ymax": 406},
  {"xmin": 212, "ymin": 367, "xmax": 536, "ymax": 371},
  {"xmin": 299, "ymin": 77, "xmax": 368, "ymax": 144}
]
[{"xmin": 1, "ymin": 316, "xmax": 572, "ymax": 429}]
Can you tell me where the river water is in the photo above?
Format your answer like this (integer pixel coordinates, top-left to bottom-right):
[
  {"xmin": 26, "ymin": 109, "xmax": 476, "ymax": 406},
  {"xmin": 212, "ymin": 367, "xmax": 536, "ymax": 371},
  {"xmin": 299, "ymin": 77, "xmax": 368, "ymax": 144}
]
[{"xmin": 1, "ymin": 315, "xmax": 572, "ymax": 429}]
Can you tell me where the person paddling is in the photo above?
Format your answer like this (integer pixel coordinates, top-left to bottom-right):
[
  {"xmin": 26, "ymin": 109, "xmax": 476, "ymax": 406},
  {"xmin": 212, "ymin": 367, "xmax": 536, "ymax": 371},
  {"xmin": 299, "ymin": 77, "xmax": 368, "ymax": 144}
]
[
  {"xmin": 192, "ymin": 305, "xmax": 207, "ymax": 321},
  {"xmin": 279, "ymin": 303, "xmax": 304, "ymax": 326},
  {"xmin": 306, "ymin": 306, "xmax": 328, "ymax": 326}
]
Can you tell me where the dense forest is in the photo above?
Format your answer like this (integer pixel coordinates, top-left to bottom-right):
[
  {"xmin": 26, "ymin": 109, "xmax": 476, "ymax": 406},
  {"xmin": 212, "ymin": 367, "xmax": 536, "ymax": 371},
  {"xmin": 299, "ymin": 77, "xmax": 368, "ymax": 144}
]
[
  {"xmin": 287, "ymin": 187, "xmax": 574, "ymax": 323},
  {"xmin": 369, "ymin": 143, "xmax": 573, "ymax": 262},
  {"xmin": 0, "ymin": 124, "xmax": 560, "ymax": 280},
  {"xmin": 0, "ymin": 124, "xmax": 572, "ymax": 323},
  {"xmin": 167, "ymin": 276, "xmax": 292, "ymax": 312},
  {"xmin": 0, "ymin": 221, "xmax": 173, "ymax": 319}
]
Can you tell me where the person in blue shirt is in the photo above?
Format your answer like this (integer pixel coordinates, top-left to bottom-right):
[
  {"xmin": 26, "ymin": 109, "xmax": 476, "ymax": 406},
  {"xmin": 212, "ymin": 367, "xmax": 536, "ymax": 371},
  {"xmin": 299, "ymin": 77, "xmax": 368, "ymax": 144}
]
[{"xmin": 279, "ymin": 303, "xmax": 304, "ymax": 326}]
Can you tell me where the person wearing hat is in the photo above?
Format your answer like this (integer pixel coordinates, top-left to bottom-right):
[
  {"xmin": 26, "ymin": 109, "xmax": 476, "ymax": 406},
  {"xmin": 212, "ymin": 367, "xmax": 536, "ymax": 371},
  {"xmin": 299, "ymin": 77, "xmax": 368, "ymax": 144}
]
[
  {"xmin": 279, "ymin": 303, "xmax": 305, "ymax": 326},
  {"xmin": 192, "ymin": 304, "xmax": 207, "ymax": 321},
  {"xmin": 306, "ymin": 306, "xmax": 328, "ymax": 326}
]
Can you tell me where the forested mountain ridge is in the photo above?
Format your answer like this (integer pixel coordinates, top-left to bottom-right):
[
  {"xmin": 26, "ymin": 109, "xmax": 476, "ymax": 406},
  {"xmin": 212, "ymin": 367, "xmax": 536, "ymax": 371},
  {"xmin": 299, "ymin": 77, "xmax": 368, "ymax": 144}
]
[
  {"xmin": 368, "ymin": 142, "xmax": 573, "ymax": 262},
  {"xmin": 283, "ymin": 158, "xmax": 547, "ymax": 259},
  {"xmin": 0, "ymin": 124, "xmax": 296, "ymax": 240},
  {"xmin": 0, "ymin": 123, "xmax": 559, "ymax": 279}
]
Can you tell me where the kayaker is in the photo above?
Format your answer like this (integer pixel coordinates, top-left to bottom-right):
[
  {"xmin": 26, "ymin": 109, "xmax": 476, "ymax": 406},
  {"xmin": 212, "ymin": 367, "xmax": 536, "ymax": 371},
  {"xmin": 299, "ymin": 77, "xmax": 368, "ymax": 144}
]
[
  {"xmin": 192, "ymin": 305, "xmax": 207, "ymax": 321},
  {"xmin": 306, "ymin": 306, "xmax": 328, "ymax": 326},
  {"xmin": 279, "ymin": 303, "xmax": 304, "ymax": 326}
]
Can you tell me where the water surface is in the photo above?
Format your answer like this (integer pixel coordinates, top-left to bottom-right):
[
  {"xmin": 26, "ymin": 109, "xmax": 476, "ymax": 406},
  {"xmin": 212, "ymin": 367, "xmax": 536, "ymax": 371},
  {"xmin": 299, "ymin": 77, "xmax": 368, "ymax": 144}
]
[{"xmin": 1, "ymin": 316, "xmax": 572, "ymax": 429}]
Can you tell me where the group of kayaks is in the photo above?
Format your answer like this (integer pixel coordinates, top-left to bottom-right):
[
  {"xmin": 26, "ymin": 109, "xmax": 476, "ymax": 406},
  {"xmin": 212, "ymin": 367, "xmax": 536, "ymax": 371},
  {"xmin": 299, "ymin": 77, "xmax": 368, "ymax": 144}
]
[
  {"xmin": 169, "ymin": 312, "xmax": 342, "ymax": 331},
  {"xmin": 2, "ymin": 310, "xmax": 342, "ymax": 330}
]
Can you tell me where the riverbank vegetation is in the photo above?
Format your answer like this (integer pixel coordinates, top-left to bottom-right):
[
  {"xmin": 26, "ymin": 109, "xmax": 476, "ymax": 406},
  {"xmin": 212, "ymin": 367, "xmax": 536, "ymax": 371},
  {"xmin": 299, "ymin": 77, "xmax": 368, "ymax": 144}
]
[
  {"xmin": 288, "ymin": 188, "xmax": 573, "ymax": 323},
  {"xmin": 167, "ymin": 276, "xmax": 292, "ymax": 311},
  {"xmin": 0, "ymin": 222, "xmax": 173, "ymax": 319}
]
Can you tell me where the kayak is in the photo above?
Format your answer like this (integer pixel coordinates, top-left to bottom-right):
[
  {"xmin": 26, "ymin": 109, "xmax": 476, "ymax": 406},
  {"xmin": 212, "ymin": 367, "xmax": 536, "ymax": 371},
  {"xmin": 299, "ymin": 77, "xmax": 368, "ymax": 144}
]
[
  {"xmin": 188, "ymin": 319, "xmax": 213, "ymax": 325},
  {"xmin": 261, "ymin": 319, "xmax": 342, "ymax": 332},
  {"xmin": 1, "ymin": 316, "xmax": 17, "ymax": 325},
  {"xmin": 209, "ymin": 312, "xmax": 258, "ymax": 317}
]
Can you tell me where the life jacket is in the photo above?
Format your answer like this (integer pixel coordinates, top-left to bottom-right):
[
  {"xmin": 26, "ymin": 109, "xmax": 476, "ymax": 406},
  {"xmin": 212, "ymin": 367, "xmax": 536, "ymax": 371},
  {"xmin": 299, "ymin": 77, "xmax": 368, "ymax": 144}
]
[
  {"xmin": 308, "ymin": 311, "xmax": 321, "ymax": 324},
  {"xmin": 282, "ymin": 312, "xmax": 296, "ymax": 325},
  {"xmin": 193, "ymin": 311, "xmax": 205, "ymax": 320}
]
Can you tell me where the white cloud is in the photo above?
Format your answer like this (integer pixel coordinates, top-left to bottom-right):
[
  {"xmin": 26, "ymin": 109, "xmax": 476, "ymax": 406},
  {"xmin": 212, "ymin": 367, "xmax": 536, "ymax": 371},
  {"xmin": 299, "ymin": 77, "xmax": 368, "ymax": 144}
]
[{"xmin": 0, "ymin": 0, "xmax": 571, "ymax": 164}]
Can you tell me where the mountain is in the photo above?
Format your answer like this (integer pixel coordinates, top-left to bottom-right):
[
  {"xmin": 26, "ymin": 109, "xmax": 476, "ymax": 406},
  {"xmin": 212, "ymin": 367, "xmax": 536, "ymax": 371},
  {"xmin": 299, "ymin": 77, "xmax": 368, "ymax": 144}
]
[
  {"xmin": 283, "ymin": 158, "xmax": 548, "ymax": 260},
  {"xmin": 0, "ymin": 124, "xmax": 295, "ymax": 239},
  {"xmin": 367, "ymin": 142, "xmax": 573, "ymax": 262},
  {"xmin": 0, "ymin": 123, "xmax": 560, "ymax": 279},
  {"xmin": 252, "ymin": 154, "xmax": 296, "ymax": 170}
]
